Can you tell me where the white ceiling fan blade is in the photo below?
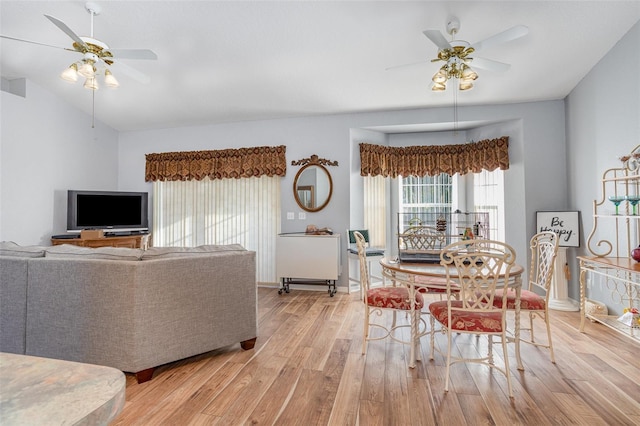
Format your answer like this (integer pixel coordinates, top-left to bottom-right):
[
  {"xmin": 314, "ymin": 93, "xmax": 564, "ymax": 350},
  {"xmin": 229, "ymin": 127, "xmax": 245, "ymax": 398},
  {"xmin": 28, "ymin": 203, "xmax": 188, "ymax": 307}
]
[
  {"xmin": 422, "ymin": 30, "xmax": 452, "ymax": 51},
  {"xmin": 0, "ymin": 34, "xmax": 70, "ymax": 51},
  {"xmin": 107, "ymin": 49, "xmax": 157, "ymax": 60},
  {"xmin": 385, "ymin": 60, "xmax": 430, "ymax": 71},
  {"xmin": 469, "ymin": 56, "xmax": 511, "ymax": 72},
  {"xmin": 471, "ymin": 25, "xmax": 529, "ymax": 52},
  {"xmin": 107, "ymin": 59, "xmax": 150, "ymax": 84},
  {"xmin": 44, "ymin": 14, "xmax": 88, "ymax": 50}
]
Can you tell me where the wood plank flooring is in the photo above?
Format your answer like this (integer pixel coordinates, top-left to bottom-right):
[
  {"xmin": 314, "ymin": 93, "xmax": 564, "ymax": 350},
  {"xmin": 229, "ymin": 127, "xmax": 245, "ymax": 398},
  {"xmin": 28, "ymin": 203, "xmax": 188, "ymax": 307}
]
[{"xmin": 113, "ymin": 287, "xmax": 640, "ymax": 425}]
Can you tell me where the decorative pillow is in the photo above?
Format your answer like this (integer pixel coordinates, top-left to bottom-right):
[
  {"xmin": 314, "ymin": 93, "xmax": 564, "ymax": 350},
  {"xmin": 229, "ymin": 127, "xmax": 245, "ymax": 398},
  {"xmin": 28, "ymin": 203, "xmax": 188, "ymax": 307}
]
[
  {"xmin": 45, "ymin": 244, "xmax": 143, "ymax": 261},
  {"xmin": 141, "ymin": 244, "xmax": 246, "ymax": 260},
  {"xmin": 0, "ymin": 241, "xmax": 46, "ymax": 258}
]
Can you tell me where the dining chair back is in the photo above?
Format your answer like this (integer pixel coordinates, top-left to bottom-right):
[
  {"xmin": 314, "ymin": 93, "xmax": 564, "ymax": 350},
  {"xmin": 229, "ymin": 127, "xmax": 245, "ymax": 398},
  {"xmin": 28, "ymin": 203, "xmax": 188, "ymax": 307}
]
[
  {"xmin": 494, "ymin": 231, "xmax": 559, "ymax": 366},
  {"xmin": 428, "ymin": 239, "xmax": 516, "ymax": 398},
  {"xmin": 348, "ymin": 229, "xmax": 385, "ymax": 296},
  {"xmin": 355, "ymin": 231, "xmax": 424, "ymax": 358}
]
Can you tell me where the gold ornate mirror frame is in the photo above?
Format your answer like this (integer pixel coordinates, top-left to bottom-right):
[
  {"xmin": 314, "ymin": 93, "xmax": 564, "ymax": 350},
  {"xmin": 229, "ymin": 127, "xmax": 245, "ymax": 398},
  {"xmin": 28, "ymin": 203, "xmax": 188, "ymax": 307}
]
[{"xmin": 292, "ymin": 154, "xmax": 338, "ymax": 212}]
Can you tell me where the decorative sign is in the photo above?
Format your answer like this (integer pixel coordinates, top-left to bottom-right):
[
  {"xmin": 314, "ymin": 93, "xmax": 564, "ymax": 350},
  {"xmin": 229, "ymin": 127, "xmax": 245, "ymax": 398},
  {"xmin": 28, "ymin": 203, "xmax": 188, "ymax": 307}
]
[{"xmin": 536, "ymin": 211, "xmax": 580, "ymax": 247}]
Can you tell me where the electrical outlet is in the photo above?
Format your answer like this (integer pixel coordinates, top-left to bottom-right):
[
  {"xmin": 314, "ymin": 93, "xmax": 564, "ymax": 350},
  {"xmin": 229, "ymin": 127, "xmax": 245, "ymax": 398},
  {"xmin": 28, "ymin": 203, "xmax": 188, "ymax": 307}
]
[
  {"xmin": 298, "ymin": 212, "xmax": 306, "ymax": 220},
  {"xmin": 287, "ymin": 212, "xmax": 294, "ymax": 220}
]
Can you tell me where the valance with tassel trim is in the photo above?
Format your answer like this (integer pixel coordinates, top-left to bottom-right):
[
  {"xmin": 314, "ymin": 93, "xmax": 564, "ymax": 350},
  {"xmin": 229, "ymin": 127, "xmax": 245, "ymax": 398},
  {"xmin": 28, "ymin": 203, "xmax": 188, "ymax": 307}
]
[
  {"xmin": 145, "ymin": 145, "xmax": 287, "ymax": 182},
  {"xmin": 360, "ymin": 137, "xmax": 509, "ymax": 178}
]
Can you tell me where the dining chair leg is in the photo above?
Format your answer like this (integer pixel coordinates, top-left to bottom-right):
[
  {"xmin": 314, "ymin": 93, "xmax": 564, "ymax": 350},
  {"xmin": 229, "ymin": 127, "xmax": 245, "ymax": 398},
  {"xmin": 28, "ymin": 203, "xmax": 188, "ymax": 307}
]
[
  {"xmin": 362, "ymin": 307, "xmax": 369, "ymax": 355},
  {"xmin": 444, "ymin": 328, "xmax": 452, "ymax": 393},
  {"xmin": 429, "ymin": 315, "xmax": 436, "ymax": 360},
  {"xmin": 529, "ymin": 313, "xmax": 536, "ymax": 343},
  {"xmin": 515, "ymin": 297, "xmax": 524, "ymax": 371},
  {"xmin": 413, "ymin": 309, "xmax": 421, "ymax": 363},
  {"xmin": 502, "ymin": 329, "xmax": 514, "ymax": 398},
  {"xmin": 488, "ymin": 335, "xmax": 494, "ymax": 364},
  {"xmin": 544, "ymin": 312, "xmax": 556, "ymax": 363},
  {"xmin": 408, "ymin": 309, "xmax": 417, "ymax": 368}
]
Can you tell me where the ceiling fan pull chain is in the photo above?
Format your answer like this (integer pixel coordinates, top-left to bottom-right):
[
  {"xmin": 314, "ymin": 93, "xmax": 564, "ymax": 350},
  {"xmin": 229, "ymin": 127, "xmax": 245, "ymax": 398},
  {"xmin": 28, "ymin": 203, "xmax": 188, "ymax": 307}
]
[{"xmin": 91, "ymin": 89, "xmax": 95, "ymax": 129}]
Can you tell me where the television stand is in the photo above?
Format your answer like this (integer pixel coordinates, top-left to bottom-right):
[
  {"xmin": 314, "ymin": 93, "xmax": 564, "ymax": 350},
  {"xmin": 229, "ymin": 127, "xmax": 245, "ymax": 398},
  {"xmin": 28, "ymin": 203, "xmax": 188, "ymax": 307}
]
[{"xmin": 51, "ymin": 234, "xmax": 149, "ymax": 249}]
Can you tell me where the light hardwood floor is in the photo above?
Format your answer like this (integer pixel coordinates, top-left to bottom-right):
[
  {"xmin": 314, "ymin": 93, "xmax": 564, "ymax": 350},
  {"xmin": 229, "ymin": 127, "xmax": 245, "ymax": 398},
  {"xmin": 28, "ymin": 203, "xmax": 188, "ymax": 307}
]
[{"xmin": 113, "ymin": 287, "xmax": 640, "ymax": 425}]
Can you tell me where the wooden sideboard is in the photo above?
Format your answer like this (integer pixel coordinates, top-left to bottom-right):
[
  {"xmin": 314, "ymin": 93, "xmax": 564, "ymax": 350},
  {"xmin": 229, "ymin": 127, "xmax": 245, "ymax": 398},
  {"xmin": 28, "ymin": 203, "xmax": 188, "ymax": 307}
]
[{"xmin": 51, "ymin": 234, "xmax": 149, "ymax": 249}]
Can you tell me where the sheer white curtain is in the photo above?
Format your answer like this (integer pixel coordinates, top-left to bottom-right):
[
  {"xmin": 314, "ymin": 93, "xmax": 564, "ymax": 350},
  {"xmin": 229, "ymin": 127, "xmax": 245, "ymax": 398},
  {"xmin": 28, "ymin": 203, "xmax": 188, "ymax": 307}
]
[
  {"xmin": 473, "ymin": 169, "xmax": 505, "ymax": 242},
  {"xmin": 153, "ymin": 176, "xmax": 281, "ymax": 284},
  {"xmin": 364, "ymin": 175, "xmax": 386, "ymax": 248}
]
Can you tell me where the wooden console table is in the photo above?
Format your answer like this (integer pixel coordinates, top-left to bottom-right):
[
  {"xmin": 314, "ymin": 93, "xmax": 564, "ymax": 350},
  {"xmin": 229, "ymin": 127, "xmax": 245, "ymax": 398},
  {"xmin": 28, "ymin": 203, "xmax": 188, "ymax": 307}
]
[{"xmin": 51, "ymin": 234, "xmax": 149, "ymax": 249}]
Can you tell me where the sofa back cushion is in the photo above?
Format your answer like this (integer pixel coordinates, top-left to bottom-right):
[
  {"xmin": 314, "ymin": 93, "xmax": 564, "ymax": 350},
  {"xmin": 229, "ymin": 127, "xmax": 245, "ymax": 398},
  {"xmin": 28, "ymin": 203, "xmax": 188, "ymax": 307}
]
[
  {"xmin": 141, "ymin": 244, "xmax": 246, "ymax": 260},
  {"xmin": 0, "ymin": 241, "xmax": 46, "ymax": 258},
  {"xmin": 45, "ymin": 244, "xmax": 143, "ymax": 261}
]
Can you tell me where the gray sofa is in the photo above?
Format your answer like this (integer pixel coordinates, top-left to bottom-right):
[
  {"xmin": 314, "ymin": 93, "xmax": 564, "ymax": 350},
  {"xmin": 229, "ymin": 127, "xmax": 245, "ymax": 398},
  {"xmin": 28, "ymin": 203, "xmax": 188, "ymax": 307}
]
[{"xmin": 0, "ymin": 242, "xmax": 257, "ymax": 383}]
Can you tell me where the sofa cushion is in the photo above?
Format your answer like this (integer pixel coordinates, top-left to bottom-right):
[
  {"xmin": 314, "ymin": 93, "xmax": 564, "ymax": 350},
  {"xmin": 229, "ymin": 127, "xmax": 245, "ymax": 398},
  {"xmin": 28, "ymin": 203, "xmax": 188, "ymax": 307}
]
[
  {"xmin": 45, "ymin": 244, "xmax": 143, "ymax": 261},
  {"xmin": 141, "ymin": 244, "xmax": 246, "ymax": 260},
  {"xmin": 0, "ymin": 241, "xmax": 46, "ymax": 258}
]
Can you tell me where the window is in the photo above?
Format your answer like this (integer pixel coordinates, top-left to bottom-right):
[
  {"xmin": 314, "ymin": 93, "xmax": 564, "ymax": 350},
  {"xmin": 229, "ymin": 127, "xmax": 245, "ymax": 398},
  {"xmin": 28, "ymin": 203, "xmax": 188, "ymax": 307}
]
[
  {"xmin": 152, "ymin": 176, "xmax": 281, "ymax": 284},
  {"xmin": 397, "ymin": 170, "xmax": 504, "ymax": 240},
  {"xmin": 398, "ymin": 173, "xmax": 455, "ymax": 230},
  {"xmin": 473, "ymin": 169, "xmax": 505, "ymax": 242}
]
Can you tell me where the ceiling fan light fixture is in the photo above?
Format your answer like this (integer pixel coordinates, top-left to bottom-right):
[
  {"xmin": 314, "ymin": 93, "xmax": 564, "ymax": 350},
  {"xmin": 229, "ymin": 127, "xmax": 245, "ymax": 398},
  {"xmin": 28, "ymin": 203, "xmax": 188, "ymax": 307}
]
[
  {"xmin": 461, "ymin": 64, "xmax": 478, "ymax": 81},
  {"xmin": 78, "ymin": 60, "xmax": 96, "ymax": 78},
  {"xmin": 432, "ymin": 82, "xmax": 446, "ymax": 92},
  {"xmin": 104, "ymin": 69, "xmax": 119, "ymax": 88},
  {"xmin": 83, "ymin": 77, "xmax": 99, "ymax": 91},
  {"xmin": 459, "ymin": 80, "xmax": 474, "ymax": 91},
  {"xmin": 60, "ymin": 63, "xmax": 79, "ymax": 82},
  {"xmin": 432, "ymin": 67, "xmax": 448, "ymax": 83}
]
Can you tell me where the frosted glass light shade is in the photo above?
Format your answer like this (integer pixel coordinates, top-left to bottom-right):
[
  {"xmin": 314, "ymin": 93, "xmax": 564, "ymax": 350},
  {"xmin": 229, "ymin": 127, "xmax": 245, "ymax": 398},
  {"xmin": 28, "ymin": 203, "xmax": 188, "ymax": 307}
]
[
  {"xmin": 83, "ymin": 77, "xmax": 99, "ymax": 90},
  {"xmin": 459, "ymin": 80, "xmax": 473, "ymax": 91},
  {"xmin": 104, "ymin": 70, "xmax": 119, "ymax": 88},
  {"xmin": 60, "ymin": 63, "xmax": 78, "ymax": 82},
  {"xmin": 78, "ymin": 61, "xmax": 95, "ymax": 78}
]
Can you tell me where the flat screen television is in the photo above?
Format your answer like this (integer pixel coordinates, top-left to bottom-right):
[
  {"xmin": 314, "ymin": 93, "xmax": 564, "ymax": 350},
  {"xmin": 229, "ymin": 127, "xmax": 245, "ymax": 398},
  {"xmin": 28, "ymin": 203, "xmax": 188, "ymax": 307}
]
[{"xmin": 67, "ymin": 190, "xmax": 149, "ymax": 233}]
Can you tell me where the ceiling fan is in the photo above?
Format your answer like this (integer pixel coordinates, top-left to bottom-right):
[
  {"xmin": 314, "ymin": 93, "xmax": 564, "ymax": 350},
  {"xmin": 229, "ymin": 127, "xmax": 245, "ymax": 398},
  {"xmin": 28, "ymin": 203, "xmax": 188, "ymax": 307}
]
[
  {"xmin": 0, "ymin": 1, "xmax": 157, "ymax": 89},
  {"xmin": 390, "ymin": 17, "xmax": 528, "ymax": 92}
]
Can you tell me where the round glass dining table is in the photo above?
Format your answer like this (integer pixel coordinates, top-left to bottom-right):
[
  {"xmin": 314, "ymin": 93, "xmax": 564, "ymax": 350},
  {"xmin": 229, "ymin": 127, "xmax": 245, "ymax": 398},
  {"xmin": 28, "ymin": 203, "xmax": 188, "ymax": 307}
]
[{"xmin": 379, "ymin": 257, "xmax": 526, "ymax": 370}]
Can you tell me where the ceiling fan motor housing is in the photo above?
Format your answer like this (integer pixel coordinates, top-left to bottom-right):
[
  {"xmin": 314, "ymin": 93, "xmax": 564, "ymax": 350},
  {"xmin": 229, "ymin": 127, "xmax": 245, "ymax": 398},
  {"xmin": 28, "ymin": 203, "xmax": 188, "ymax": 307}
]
[{"xmin": 446, "ymin": 17, "xmax": 460, "ymax": 36}]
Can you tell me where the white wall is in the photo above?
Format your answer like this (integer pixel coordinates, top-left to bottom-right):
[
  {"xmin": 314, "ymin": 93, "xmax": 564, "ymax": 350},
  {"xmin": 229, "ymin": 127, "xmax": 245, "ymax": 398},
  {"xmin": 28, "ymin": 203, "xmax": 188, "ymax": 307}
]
[
  {"xmin": 565, "ymin": 21, "xmax": 640, "ymax": 304},
  {"xmin": 0, "ymin": 79, "xmax": 119, "ymax": 245},
  {"xmin": 117, "ymin": 101, "xmax": 566, "ymax": 288}
]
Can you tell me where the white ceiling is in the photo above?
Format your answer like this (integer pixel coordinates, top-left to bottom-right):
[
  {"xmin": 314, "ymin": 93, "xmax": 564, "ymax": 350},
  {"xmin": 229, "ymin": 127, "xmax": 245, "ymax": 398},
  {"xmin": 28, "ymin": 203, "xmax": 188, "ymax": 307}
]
[{"xmin": 1, "ymin": 1, "xmax": 639, "ymax": 132}]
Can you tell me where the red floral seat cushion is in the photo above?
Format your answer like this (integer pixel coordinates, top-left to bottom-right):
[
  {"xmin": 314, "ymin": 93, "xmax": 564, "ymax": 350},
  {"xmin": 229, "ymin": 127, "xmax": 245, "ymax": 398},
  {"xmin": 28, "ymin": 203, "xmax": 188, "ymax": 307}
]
[
  {"xmin": 367, "ymin": 287, "xmax": 424, "ymax": 310},
  {"xmin": 493, "ymin": 289, "xmax": 545, "ymax": 310},
  {"xmin": 428, "ymin": 300, "xmax": 504, "ymax": 332},
  {"xmin": 415, "ymin": 276, "xmax": 459, "ymax": 294}
]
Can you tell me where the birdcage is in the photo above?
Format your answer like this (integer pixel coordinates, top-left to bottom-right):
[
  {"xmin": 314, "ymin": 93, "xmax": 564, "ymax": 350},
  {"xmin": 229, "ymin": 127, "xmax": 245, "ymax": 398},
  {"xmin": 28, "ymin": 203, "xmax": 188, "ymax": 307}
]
[{"xmin": 397, "ymin": 210, "xmax": 490, "ymax": 262}]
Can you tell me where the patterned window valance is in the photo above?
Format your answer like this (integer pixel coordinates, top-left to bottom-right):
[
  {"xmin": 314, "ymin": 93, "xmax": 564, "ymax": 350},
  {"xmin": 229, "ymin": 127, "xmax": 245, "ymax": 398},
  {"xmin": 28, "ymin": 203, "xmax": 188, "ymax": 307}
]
[
  {"xmin": 145, "ymin": 145, "xmax": 287, "ymax": 182},
  {"xmin": 359, "ymin": 137, "xmax": 509, "ymax": 178}
]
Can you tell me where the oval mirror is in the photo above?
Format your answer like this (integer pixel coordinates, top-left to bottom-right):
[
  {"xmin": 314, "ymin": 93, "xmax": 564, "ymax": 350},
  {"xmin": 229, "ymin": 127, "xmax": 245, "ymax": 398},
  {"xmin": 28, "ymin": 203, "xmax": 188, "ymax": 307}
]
[{"xmin": 293, "ymin": 164, "xmax": 333, "ymax": 212}]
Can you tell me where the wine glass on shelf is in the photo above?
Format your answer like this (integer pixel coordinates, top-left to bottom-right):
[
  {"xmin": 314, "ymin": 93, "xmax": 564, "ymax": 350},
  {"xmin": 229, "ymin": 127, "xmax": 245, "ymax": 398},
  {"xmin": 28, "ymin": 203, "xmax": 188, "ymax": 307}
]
[
  {"xmin": 608, "ymin": 195, "xmax": 625, "ymax": 215},
  {"xmin": 625, "ymin": 195, "xmax": 640, "ymax": 215}
]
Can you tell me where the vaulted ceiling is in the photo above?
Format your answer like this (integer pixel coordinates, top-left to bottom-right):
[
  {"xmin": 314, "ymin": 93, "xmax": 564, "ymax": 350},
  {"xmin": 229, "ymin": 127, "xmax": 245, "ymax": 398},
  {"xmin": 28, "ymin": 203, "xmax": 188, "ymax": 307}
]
[{"xmin": 1, "ymin": 1, "xmax": 638, "ymax": 132}]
